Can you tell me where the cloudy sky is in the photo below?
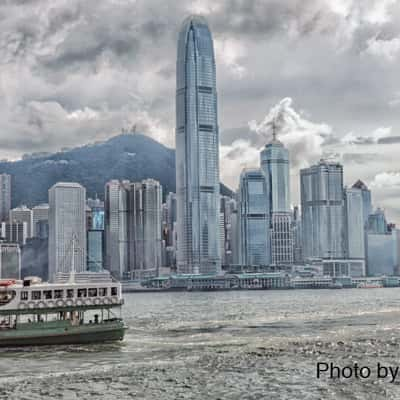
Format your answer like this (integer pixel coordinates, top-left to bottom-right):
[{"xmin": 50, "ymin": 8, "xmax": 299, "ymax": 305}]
[{"xmin": 2, "ymin": 0, "xmax": 400, "ymax": 221}]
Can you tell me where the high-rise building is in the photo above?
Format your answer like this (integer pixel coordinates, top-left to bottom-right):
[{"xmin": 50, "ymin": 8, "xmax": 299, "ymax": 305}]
[
  {"xmin": 165, "ymin": 192, "xmax": 177, "ymax": 247},
  {"xmin": 87, "ymin": 198, "xmax": 105, "ymax": 230},
  {"xmin": 300, "ymin": 160, "xmax": 346, "ymax": 260},
  {"xmin": 238, "ymin": 169, "xmax": 270, "ymax": 266},
  {"xmin": 48, "ymin": 182, "xmax": 86, "ymax": 282},
  {"xmin": 87, "ymin": 229, "xmax": 104, "ymax": 272},
  {"xmin": 292, "ymin": 206, "xmax": 303, "ymax": 263},
  {"xmin": 260, "ymin": 130, "xmax": 293, "ymax": 265},
  {"xmin": 10, "ymin": 205, "xmax": 33, "ymax": 238},
  {"xmin": 1, "ymin": 221, "xmax": 28, "ymax": 246},
  {"xmin": 0, "ymin": 242, "xmax": 21, "ymax": 279},
  {"xmin": 352, "ymin": 180, "xmax": 372, "ymax": 224},
  {"xmin": 176, "ymin": 16, "xmax": 221, "ymax": 275},
  {"xmin": 345, "ymin": 187, "xmax": 365, "ymax": 259},
  {"xmin": 104, "ymin": 180, "xmax": 129, "ymax": 280},
  {"xmin": 127, "ymin": 179, "xmax": 162, "ymax": 279},
  {"xmin": 32, "ymin": 203, "xmax": 49, "ymax": 237},
  {"xmin": 0, "ymin": 174, "xmax": 11, "ymax": 223},
  {"xmin": 367, "ymin": 208, "xmax": 388, "ymax": 234},
  {"xmin": 220, "ymin": 196, "xmax": 238, "ymax": 266}
]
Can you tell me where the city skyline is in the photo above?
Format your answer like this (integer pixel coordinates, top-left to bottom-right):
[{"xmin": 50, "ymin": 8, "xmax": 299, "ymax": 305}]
[{"xmin": 1, "ymin": 1, "xmax": 400, "ymax": 224}]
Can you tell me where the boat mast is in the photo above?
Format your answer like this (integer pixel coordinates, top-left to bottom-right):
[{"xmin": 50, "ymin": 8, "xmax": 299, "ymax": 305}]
[{"xmin": 68, "ymin": 234, "xmax": 76, "ymax": 284}]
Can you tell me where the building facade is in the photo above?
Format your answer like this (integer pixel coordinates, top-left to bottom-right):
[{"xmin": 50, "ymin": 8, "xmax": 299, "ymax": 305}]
[
  {"xmin": 32, "ymin": 203, "xmax": 49, "ymax": 237},
  {"xmin": 0, "ymin": 174, "xmax": 11, "ymax": 223},
  {"xmin": 238, "ymin": 169, "xmax": 270, "ymax": 266},
  {"xmin": 87, "ymin": 229, "xmax": 105, "ymax": 272},
  {"xmin": 260, "ymin": 133, "xmax": 293, "ymax": 265},
  {"xmin": 127, "ymin": 179, "xmax": 162, "ymax": 279},
  {"xmin": 10, "ymin": 205, "xmax": 33, "ymax": 238},
  {"xmin": 301, "ymin": 161, "xmax": 346, "ymax": 260},
  {"xmin": 345, "ymin": 187, "xmax": 365, "ymax": 259},
  {"xmin": 176, "ymin": 16, "xmax": 221, "ymax": 275},
  {"xmin": 0, "ymin": 242, "xmax": 21, "ymax": 279},
  {"xmin": 48, "ymin": 182, "xmax": 86, "ymax": 281},
  {"xmin": 104, "ymin": 180, "xmax": 129, "ymax": 279}
]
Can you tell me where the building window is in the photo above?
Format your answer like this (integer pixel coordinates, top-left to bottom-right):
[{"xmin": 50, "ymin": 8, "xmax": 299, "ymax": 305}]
[
  {"xmin": 20, "ymin": 291, "xmax": 28, "ymax": 301},
  {"xmin": 88, "ymin": 288, "xmax": 97, "ymax": 297},
  {"xmin": 43, "ymin": 290, "xmax": 52, "ymax": 299},
  {"xmin": 111, "ymin": 287, "xmax": 117, "ymax": 296},
  {"xmin": 54, "ymin": 290, "xmax": 63, "ymax": 299},
  {"xmin": 66, "ymin": 289, "xmax": 74, "ymax": 298},
  {"xmin": 32, "ymin": 291, "xmax": 41, "ymax": 300},
  {"xmin": 99, "ymin": 288, "xmax": 107, "ymax": 296},
  {"xmin": 77, "ymin": 289, "xmax": 87, "ymax": 298}
]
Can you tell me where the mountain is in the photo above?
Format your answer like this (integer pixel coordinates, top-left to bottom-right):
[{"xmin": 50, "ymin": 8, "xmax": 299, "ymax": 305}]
[{"xmin": 0, "ymin": 133, "xmax": 233, "ymax": 207}]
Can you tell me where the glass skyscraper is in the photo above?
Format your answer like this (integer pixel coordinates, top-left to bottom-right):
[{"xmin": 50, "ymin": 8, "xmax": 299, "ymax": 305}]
[
  {"xmin": 260, "ymin": 133, "xmax": 293, "ymax": 265},
  {"xmin": 300, "ymin": 161, "xmax": 346, "ymax": 260},
  {"xmin": 238, "ymin": 169, "xmax": 270, "ymax": 266},
  {"xmin": 176, "ymin": 16, "xmax": 221, "ymax": 275}
]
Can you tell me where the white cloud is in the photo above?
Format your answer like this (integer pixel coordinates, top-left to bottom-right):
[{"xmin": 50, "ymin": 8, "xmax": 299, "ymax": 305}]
[
  {"xmin": 341, "ymin": 126, "xmax": 392, "ymax": 144},
  {"xmin": 214, "ymin": 38, "xmax": 247, "ymax": 78},
  {"xmin": 370, "ymin": 171, "xmax": 400, "ymax": 188},
  {"xmin": 249, "ymin": 97, "xmax": 333, "ymax": 169},
  {"xmin": 364, "ymin": 36, "xmax": 400, "ymax": 61}
]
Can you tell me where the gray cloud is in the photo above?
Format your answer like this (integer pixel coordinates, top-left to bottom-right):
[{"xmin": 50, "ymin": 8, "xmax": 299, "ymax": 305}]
[{"xmin": 1, "ymin": 0, "xmax": 400, "ymax": 221}]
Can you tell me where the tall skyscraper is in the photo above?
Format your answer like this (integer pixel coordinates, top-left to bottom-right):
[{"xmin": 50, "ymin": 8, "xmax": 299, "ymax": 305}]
[
  {"xmin": 10, "ymin": 205, "xmax": 33, "ymax": 238},
  {"xmin": 127, "ymin": 179, "xmax": 162, "ymax": 279},
  {"xmin": 104, "ymin": 180, "xmax": 129, "ymax": 280},
  {"xmin": 352, "ymin": 180, "xmax": 372, "ymax": 224},
  {"xmin": 260, "ymin": 129, "xmax": 293, "ymax": 265},
  {"xmin": 176, "ymin": 16, "xmax": 221, "ymax": 275},
  {"xmin": 367, "ymin": 208, "xmax": 388, "ymax": 234},
  {"xmin": 238, "ymin": 169, "xmax": 270, "ymax": 266},
  {"xmin": 48, "ymin": 182, "xmax": 86, "ymax": 282},
  {"xmin": 300, "ymin": 160, "xmax": 346, "ymax": 260},
  {"xmin": 0, "ymin": 174, "xmax": 11, "ymax": 222},
  {"xmin": 345, "ymin": 187, "xmax": 365, "ymax": 259},
  {"xmin": 32, "ymin": 203, "xmax": 49, "ymax": 237}
]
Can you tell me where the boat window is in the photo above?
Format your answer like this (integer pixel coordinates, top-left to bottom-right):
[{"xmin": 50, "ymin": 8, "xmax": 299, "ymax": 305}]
[
  {"xmin": 99, "ymin": 288, "xmax": 107, "ymax": 296},
  {"xmin": 54, "ymin": 290, "xmax": 63, "ymax": 299},
  {"xmin": 20, "ymin": 291, "xmax": 29, "ymax": 301},
  {"xmin": 77, "ymin": 288, "xmax": 87, "ymax": 298},
  {"xmin": 0, "ymin": 290, "xmax": 16, "ymax": 305},
  {"xmin": 43, "ymin": 290, "xmax": 52, "ymax": 299},
  {"xmin": 88, "ymin": 288, "xmax": 97, "ymax": 297},
  {"xmin": 66, "ymin": 289, "xmax": 74, "ymax": 298},
  {"xmin": 32, "ymin": 291, "xmax": 41, "ymax": 300},
  {"xmin": 111, "ymin": 287, "xmax": 117, "ymax": 296}
]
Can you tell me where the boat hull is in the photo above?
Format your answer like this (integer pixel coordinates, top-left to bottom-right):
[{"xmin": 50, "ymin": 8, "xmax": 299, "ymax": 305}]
[{"xmin": 0, "ymin": 322, "xmax": 126, "ymax": 347}]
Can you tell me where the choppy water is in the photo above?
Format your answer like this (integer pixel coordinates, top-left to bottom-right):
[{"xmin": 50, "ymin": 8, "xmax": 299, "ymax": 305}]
[{"xmin": 2, "ymin": 289, "xmax": 400, "ymax": 399}]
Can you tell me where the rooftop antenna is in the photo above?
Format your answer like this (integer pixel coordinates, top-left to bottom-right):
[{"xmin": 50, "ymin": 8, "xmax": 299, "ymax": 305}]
[{"xmin": 272, "ymin": 119, "xmax": 277, "ymax": 142}]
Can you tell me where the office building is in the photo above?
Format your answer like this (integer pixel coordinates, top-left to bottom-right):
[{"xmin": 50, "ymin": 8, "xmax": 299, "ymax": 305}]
[
  {"xmin": 127, "ymin": 179, "xmax": 162, "ymax": 279},
  {"xmin": 0, "ymin": 174, "xmax": 11, "ymax": 222},
  {"xmin": 48, "ymin": 182, "xmax": 86, "ymax": 282},
  {"xmin": 345, "ymin": 187, "xmax": 365, "ymax": 259},
  {"xmin": 367, "ymin": 208, "xmax": 389, "ymax": 234},
  {"xmin": 32, "ymin": 203, "xmax": 49, "ymax": 237},
  {"xmin": 87, "ymin": 229, "xmax": 105, "ymax": 272},
  {"xmin": 104, "ymin": 180, "xmax": 129, "ymax": 279},
  {"xmin": 10, "ymin": 205, "xmax": 33, "ymax": 238},
  {"xmin": 301, "ymin": 160, "xmax": 346, "ymax": 260},
  {"xmin": 1, "ymin": 221, "xmax": 28, "ymax": 246},
  {"xmin": 0, "ymin": 242, "xmax": 21, "ymax": 279},
  {"xmin": 260, "ymin": 129, "xmax": 293, "ymax": 265},
  {"xmin": 176, "ymin": 16, "xmax": 221, "ymax": 275},
  {"xmin": 238, "ymin": 169, "xmax": 270, "ymax": 266}
]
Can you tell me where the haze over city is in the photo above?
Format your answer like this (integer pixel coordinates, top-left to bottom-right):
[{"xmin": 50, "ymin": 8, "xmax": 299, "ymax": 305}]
[{"xmin": 2, "ymin": 0, "xmax": 400, "ymax": 224}]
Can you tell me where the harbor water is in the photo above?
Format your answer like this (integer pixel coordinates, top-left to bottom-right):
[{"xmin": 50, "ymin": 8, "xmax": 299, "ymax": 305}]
[{"xmin": 2, "ymin": 288, "xmax": 400, "ymax": 399}]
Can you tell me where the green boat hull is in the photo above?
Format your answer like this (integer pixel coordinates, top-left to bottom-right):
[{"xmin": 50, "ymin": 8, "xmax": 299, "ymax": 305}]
[{"xmin": 0, "ymin": 320, "xmax": 126, "ymax": 347}]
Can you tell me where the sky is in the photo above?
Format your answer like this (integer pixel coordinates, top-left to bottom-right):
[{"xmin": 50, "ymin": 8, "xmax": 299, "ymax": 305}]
[{"xmin": 1, "ymin": 0, "xmax": 400, "ymax": 222}]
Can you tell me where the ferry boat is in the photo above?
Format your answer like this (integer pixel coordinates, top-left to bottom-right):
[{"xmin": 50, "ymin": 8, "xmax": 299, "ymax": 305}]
[
  {"xmin": 357, "ymin": 282, "xmax": 383, "ymax": 289},
  {"xmin": 0, "ymin": 274, "xmax": 126, "ymax": 347}
]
